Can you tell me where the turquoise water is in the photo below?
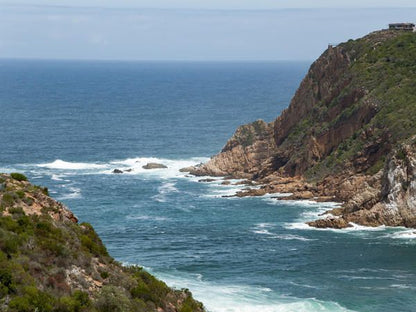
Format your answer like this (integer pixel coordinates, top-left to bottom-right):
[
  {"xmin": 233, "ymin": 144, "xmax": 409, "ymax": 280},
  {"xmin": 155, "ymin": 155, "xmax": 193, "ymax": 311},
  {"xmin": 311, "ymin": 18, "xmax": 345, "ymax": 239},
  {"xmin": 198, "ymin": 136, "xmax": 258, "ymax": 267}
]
[{"xmin": 1, "ymin": 60, "xmax": 416, "ymax": 312}]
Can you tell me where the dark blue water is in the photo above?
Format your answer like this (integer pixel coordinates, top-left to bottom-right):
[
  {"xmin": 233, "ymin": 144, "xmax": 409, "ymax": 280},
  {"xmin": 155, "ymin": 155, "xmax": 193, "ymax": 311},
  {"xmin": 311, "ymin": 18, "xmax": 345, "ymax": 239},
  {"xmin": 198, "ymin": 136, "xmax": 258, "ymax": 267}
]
[{"xmin": 1, "ymin": 59, "xmax": 416, "ymax": 312}]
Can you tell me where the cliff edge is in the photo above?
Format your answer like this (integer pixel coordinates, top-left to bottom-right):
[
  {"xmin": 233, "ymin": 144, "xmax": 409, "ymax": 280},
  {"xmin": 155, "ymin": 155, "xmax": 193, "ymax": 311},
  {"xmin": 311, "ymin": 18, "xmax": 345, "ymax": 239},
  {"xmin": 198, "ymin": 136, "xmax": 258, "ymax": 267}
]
[
  {"xmin": 0, "ymin": 173, "xmax": 204, "ymax": 312},
  {"xmin": 188, "ymin": 29, "xmax": 416, "ymax": 228}
]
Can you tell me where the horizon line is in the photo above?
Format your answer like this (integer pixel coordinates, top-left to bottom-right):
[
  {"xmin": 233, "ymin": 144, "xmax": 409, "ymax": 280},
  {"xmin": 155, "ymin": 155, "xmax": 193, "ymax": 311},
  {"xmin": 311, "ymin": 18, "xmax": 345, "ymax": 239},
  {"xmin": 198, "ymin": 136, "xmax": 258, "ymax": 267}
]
[
  {"xmin": 3, "ymin": 3, "xmax": 416, "ymax": 12},
  {"xmin": 0, "ymin": 57, "xmax": 314, "ymax": 63}
]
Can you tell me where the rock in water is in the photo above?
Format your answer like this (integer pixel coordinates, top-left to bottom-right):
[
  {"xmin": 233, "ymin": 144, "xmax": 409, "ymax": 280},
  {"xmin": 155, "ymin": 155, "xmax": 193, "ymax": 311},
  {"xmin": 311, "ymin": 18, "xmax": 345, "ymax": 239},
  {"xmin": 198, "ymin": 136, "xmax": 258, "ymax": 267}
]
[
  {"xmin": 112, "ymin": 168, "xmax": 123, "ymax": 174},
  {"xmin": 142, "ymin": 163, "xmax": 168, "ymax": 169}
]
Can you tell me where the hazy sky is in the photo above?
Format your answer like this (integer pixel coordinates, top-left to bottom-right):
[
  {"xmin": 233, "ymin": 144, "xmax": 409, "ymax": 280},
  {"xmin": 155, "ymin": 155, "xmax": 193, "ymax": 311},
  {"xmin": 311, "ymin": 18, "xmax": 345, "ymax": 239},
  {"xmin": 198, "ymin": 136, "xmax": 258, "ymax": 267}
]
[{"xmin": 1, "ymin": 1, "xmax": 416, "ymax": 61}]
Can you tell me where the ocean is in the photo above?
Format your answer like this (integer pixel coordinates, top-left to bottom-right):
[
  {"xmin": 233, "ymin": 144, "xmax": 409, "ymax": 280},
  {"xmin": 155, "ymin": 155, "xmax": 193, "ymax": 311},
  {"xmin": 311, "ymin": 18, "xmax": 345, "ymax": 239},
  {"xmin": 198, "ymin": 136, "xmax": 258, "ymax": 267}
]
[{"xmin": 1, "ymin": 59, "xmax": 416, "ymax": 312}]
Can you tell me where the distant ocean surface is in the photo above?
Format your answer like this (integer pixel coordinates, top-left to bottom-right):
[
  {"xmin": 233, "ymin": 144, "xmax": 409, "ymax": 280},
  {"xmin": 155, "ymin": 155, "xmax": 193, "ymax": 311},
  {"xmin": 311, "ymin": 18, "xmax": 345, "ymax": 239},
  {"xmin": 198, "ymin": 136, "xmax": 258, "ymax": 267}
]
[{"xmin": 1, "ymin": 59, "xmax": 416, "ymax": 312}]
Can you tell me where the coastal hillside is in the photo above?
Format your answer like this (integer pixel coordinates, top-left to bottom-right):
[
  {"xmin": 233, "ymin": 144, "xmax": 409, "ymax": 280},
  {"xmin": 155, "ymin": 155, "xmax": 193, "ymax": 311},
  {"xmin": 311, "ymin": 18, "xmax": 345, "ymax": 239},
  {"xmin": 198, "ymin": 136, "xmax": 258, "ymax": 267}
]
[
  {"xmin": 189, "ymin": 29, "xmax": 416, "ymax": 228},
  {"xmin": 0, "ymin": 173, "xmax": 204, "ymax": 312}
]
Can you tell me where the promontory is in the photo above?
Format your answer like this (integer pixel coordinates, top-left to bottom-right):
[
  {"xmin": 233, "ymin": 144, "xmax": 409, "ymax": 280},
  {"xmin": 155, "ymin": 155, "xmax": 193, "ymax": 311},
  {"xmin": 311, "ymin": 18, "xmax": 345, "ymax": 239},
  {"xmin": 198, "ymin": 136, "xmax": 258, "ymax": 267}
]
[{"xmin": 187, "ymin": 28, "xmax": 416, "ymax": 229}]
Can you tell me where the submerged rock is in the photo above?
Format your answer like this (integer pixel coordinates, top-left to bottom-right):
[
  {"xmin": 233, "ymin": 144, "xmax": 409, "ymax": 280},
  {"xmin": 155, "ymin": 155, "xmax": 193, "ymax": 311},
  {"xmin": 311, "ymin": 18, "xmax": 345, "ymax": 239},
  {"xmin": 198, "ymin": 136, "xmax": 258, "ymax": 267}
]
[{"xmin": 198, "ymin": 178, "xmax": 216, "ymax": 183}]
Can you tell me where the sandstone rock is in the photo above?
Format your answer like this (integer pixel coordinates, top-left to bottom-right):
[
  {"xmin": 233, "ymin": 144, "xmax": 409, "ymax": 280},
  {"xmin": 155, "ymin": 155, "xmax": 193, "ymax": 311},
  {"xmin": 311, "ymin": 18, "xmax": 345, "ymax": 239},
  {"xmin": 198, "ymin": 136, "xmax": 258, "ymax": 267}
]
[
  {"xmin": 189, "ymin": 120, "xmax": 277, "ymax": 178},
  {"xmin": 179, "ymin": 166, "xmax": 195, "ymax": 173},
  {"xmin": 277, "ymin": 190, "xmax": 314, "ymax": 200},
  {"xmin": 307, "ymin": 217, "xmax": 352, "ymax": 229},
  {"xmin": 234, "ymin": 188, "xmax": 267, "ymax": 197},
  {"xmin": 142, "ymin": 163, "xmax": 168, "ymax": 169}
]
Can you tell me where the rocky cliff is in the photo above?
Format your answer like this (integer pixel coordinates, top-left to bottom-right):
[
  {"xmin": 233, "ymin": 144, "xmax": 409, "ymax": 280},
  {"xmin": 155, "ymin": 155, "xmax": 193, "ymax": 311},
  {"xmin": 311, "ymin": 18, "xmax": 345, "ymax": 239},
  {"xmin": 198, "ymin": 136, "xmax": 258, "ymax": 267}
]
[
  {"xmin": 190, "ymin": 120, "xmax": 277, "ymax": 178},
  {"xmin": 187, "ymin": 29, "xmax": 416, "ymax": 229},
  {"xmin": 0, "ymin": 173, "xmax": 204, "ymax": 312}
]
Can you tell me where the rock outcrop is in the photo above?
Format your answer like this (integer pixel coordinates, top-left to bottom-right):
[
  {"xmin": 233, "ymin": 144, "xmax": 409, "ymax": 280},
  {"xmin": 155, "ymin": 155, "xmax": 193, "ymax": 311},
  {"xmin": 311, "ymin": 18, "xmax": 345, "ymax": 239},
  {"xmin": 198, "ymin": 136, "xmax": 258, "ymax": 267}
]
[
  {"xmin": 189, "ymin": 119, "xmax": 277, "ymax": 178},
  {"xmin": 189, "ymin": 29, "xmax": 416, "ymax": 229},
  {"xmin": 142, "ymin": 163, "xmax": 168, "ymax": 169}
]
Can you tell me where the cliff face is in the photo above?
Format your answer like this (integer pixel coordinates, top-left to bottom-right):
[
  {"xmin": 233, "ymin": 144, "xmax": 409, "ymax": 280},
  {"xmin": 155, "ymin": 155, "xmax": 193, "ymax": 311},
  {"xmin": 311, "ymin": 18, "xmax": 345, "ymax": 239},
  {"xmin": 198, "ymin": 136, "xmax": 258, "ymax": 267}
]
[
  {"xmin": 187, "ymin": 29, "xmax": 416, "ymax": 229},
  {"xmin": 0, "ymin": 173, "xmax": 204, "ymax": 312}
]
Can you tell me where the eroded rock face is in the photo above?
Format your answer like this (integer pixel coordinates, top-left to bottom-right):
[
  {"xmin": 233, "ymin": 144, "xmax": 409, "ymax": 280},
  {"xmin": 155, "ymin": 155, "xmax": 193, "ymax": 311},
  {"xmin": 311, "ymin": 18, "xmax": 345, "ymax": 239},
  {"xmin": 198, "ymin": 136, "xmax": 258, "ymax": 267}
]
[
  {"xmin": 189, "ymin": 120, "xmax": 277, "ymax": 178},
  {"xmin": 274, "ymin": 45, "xmax": 352, "ymax": 146},
  {"xmin": 311, "ymin": 142, "xmax": 416, "ymax": 228},
  {"xmin": 379, "ymin": 143, "xmax": 416, "ymax": 226}
]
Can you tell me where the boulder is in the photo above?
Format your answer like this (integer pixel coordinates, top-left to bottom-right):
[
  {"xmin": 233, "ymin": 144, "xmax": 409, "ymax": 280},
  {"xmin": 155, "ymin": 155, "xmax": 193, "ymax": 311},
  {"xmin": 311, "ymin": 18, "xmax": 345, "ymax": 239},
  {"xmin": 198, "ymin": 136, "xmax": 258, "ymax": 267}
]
[
  {"xmin": 198, "ymin": 178, "xmax": 216, "ymax": 183},
  {"xmin": 142, "ymin": 163, "xmax": 168, "ymax": 170}
]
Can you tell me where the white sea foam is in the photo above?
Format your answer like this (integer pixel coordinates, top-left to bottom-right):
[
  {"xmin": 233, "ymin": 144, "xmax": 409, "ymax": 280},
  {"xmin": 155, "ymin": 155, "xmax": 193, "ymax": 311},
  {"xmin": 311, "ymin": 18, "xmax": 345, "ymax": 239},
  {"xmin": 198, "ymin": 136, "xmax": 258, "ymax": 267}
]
[
  {"xmin": 383, "ymin": 229, "xmax": 416, "ymax": 239},
  {"xmin": 51, "ymin": 174, "xmax": 67, "ymax": 181},
  {"xmin": 251, "ymin": 224, "xmax": 314, "ymax": 241},
  {"xmin": 126, "ymin": 215, "xmax": 168, "ymax": 222},
  {"xmin": 152, "ymin": 181, "xmax": 179, "ymax": 203},
  {"xmin": 57, "ymin": 186, "xmax": 82, "ymax": 200},
  {"xmin": 343, "ymin": 223, "xmax": 386, "ymax": 232},
  {"xmin": 30, "ymin": 157, "xmax": 210, "ymax": 181},
  {"xmin": 108, "ymin": 156, "xmax": 209, "ymax": 178},
  {"xmin": 154, "ymin": 271, "xmax": 355, "ymax": 312},
  {"xmin": 38, "ymin": 159, "xmax": 106, "ymax": 170},
  {"xmin": 390, "ymin": 284, "xmax": 416, "ymax": 289}
]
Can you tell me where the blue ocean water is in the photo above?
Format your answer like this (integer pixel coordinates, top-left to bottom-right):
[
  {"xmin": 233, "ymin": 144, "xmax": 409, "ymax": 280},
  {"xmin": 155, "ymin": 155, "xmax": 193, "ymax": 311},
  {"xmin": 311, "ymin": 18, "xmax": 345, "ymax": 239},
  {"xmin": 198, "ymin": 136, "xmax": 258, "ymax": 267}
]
[{"xmin": 1, "ymin": 59, "xmax": 416, "ymax": 312}]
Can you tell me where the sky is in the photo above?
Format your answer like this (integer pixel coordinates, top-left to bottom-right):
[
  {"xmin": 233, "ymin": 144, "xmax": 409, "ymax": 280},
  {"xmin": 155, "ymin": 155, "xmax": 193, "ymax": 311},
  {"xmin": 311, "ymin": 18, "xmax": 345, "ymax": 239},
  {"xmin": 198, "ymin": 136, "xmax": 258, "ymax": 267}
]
[{"xmin": 1, "ymin": 1, "xmax": 416, "ymax": 61}]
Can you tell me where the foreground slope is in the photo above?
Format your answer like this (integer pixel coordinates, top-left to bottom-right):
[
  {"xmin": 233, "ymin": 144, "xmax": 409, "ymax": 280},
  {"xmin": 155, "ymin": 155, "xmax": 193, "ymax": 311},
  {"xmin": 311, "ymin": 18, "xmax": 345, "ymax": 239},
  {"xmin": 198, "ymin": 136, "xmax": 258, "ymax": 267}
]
[
  {"xmin": 0, "ymin": 173, "xmax": 204, "ymax": 312},
  {"xmin": 190, "ymin": 29, "xmax": 416, "ymax": 228}
]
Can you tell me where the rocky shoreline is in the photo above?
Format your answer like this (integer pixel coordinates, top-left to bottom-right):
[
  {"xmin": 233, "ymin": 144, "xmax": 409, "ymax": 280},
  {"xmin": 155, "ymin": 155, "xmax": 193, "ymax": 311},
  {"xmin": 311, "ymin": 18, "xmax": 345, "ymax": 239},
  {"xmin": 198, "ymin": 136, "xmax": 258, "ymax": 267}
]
[{"xmin": 183, "ymin": 29, "xmax": 416, "ymax": 230}]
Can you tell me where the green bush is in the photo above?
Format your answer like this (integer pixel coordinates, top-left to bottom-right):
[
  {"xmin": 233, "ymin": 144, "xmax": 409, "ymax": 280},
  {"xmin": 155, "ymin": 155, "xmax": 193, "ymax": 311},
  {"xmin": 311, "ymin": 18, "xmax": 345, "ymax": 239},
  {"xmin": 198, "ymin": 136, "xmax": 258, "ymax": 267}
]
[
  {"xmin": 10, "ymin": 173, "xmax": 28, "ymax": 182},
  {"xmin": 80, "ymin": 223, "xmax": 109, "ymax": 257},
  {"xmin": 100, "ymin": 271, "xmax": 109, "ymax": 279},
  {"xmin": 2, "ymin": 192, "xmax": 16, "ymax": 207},
  {"xmin": 94, "ymin": 286, "xmax": 132, "ymax": 312},
  {"xmin": 0, "ymin": 267, "xmax": 15, "ymax": 297},
  {"xmin": 9, "ymin": 286, "xmax": 55, "ymax": 312},
  {"xmin": 9, "ymin": 207, "xmax": 25, "ymax": 216},
  {"xmin": 180, "ymin": 296, "xmax": 204, "ymax": 312}
]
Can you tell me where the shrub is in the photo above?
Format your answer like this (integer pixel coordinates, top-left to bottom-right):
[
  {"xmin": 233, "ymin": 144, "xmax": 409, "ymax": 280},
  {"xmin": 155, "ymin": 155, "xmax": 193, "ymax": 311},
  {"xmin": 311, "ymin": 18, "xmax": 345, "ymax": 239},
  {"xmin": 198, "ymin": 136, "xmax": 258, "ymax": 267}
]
[
  {"xmin": 94, "ymin": 286, "xmax": 132, "ymax": 312},
  {"xmin": 9, "ymin": 207, "xmax": 25, "ymax": 216},
  {"xmin": 9, "ymin": 286, "xmax": 55, "ymax": 312},
  {"xmin": 0, "ymin": 267, "xmax": 15, "ymax": 296},
  {"xmin": 15, "ymin": 190, "xmax": 25, "ymax": 199},
  {"xmin": 180, "ymin": 296, "xmax": 204, "ymax": 312},
  {"xmin": 10, "ymin": 173, "xmax": 28, "ymax": 182},
  {"xmin": 100, "ymin": 271, "xmax": 109, "ymax": 279},
  {"xmin": 2, "ymin": 192, "xmax": 16, "ymax": 207},
  {"xmin": 80, "ymin": 223, "xmax": 109, "ymax": 257}
]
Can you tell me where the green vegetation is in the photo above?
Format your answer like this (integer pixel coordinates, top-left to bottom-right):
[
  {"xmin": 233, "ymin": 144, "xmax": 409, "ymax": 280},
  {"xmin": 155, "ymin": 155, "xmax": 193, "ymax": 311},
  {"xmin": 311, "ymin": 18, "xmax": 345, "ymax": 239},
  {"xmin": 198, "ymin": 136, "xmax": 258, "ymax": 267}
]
[
  {"xmin": 0, "ymin": 174, "xmax": 204, "ymax": 312},
  {"xmin": 10, "ymin": 173, "xmax": 28, "ymax": 182},
  {"xmin": 287, "ymin": 31, "xmax": 416, "ymax": 179},
  {"xmin": 237, "ymin": 120, "xmax": 269, "ymax": 147}
]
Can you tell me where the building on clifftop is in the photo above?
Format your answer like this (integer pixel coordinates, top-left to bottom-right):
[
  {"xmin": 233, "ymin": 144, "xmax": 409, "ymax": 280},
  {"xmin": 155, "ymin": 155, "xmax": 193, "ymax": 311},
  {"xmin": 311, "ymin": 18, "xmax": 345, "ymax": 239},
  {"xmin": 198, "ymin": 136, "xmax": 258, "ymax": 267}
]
[{"xmin": 389, "ymin": 23, "xmax": 415, "ymax": 31}]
